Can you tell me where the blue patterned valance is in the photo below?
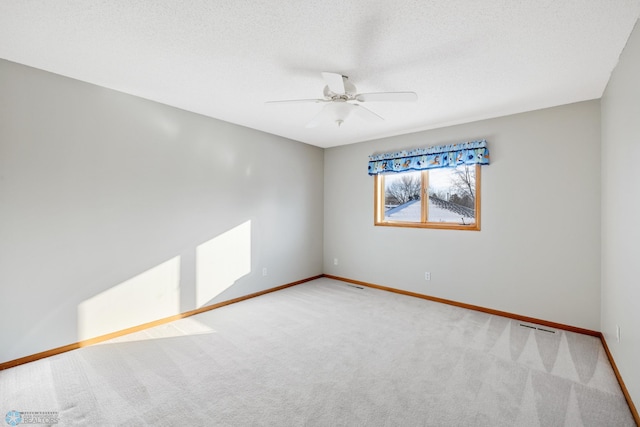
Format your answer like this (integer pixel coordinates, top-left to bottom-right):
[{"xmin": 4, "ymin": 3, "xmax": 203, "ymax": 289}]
[{"xmin": 368, "ymin": 139, "xmax": 490, "ymax": 175}]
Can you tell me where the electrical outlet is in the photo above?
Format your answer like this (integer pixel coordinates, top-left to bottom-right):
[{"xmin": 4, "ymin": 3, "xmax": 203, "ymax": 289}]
[
  {"xmin": 424, "ymin": 272, "xmax": 431, "ymax": 281},
  {"xmin": 262, "ymin": 267, "xmax": 267, "ymax": 277},
  {"xmin": 616, "ymin": 325, "xmax": 621, "ymax": 342},
  {"xmin": 334, "ymin": 258, "xmax": 338, "ymax": 266}
]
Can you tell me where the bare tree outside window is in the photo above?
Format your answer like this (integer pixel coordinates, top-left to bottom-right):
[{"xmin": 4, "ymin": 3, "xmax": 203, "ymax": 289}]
[
  {"xmin": 384, "ymin": 173, "xmax": 421, "ymax": 206},
  {"xmin": 449, "ymin": 165, "xmax": 475, "ymax": 209}
]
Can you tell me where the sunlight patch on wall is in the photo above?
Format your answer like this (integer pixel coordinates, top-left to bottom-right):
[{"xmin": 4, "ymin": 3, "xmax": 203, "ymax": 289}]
[
  {"xmin": 78, "ymin": 256, "xmax": 181, "ymax": 341},
  {"xmin": 196, "ymin": 220, "xmax": 251, "ymax": 307}
]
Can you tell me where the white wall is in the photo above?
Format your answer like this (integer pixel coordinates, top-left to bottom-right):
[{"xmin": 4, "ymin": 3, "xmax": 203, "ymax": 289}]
[
  {"xmin": 601, "ymin": 19, "xmax": 640, "ymax": 408},
  {"xmin": 0, "ymin": 59, "xmax": 324, "ymax": 363},
  {"xmin": 324, "ymin": 101, "xmax": 601, "ymax": 331}
]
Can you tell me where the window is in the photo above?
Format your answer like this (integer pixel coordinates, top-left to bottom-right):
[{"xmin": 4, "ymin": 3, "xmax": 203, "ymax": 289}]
[
  {"xmin": 368, "ymin": 139, "xmax": 489, "ymax": 230},
  {"xmin": 374, "ymin": 164, "xmax": 481, "ymax": 230}
]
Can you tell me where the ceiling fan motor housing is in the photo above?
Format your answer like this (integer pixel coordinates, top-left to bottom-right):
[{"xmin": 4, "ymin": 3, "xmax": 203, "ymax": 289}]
[{"xmin": 323, "ymin": 76, "xmax": 357, "ymax": 101}]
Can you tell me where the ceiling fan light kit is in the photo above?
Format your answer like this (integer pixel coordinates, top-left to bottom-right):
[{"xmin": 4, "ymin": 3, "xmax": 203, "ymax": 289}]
[{"xmin": 267, "ymin": 72, "xmax": 417, "ymax": 128}]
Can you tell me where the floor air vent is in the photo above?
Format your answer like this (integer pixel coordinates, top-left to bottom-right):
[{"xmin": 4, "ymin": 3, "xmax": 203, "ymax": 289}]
[
  {"xmin": 346, "ymin": 284, "xmax": 364, "ymax": 289},
  {"xmin": 519, "ymin": 323, "xmax": 556, "ymax": 334}
]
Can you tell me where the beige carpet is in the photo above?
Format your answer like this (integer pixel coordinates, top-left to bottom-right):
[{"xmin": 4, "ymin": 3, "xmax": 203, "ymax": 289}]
[{"xmin": 0, "ymin": 278, "xmax": 634, "ymax": 426}]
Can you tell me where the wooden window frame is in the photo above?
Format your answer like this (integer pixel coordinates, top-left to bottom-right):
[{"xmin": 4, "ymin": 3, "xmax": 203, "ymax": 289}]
[{"xmin": 374, "ymin": 165, "xmax": 481, "ymax": 231}]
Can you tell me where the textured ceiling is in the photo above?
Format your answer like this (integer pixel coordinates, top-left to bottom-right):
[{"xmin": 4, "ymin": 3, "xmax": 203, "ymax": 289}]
[{"xmin": 1, "ymin": 1, "xmax": 639, "ymax": 148}]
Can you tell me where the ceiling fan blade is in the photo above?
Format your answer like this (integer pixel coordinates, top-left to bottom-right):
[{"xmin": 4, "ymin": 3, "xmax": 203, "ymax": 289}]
[
  {"xmin": 351, "ymin": 104, "xmax": 384, "ymax": 122},
  {"xmin": 355, "ymin": 92, "xmax": 418, "ymax": 102},
  {"xmin": 266, "ymin": 98, "xmax": 326, "ymax": 104},
  {"xmin": 321, "ymin": 72, "xmax": 346, "ymax": 94},
  {"xmin": 305, "ymin": 104, "xmax": 335, "ymax": 128}
]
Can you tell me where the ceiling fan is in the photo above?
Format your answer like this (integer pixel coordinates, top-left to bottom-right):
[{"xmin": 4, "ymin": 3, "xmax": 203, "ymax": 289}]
[{"xmin": 267, "ymin": 72, "xmax": 417, "ymax": 128}]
